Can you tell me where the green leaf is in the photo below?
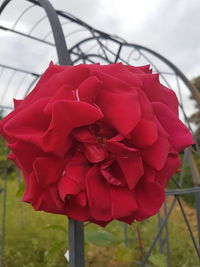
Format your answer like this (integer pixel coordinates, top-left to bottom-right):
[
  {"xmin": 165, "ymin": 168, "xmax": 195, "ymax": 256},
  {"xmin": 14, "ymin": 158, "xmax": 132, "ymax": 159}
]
[
  {"xmin": 85, "ymin": 229, "xmax": 116, "ymax": 246},
  {"xmin": 44, "ymin": 241, "xmax": 66, "ymax": 262},
  {"xmin": 39, "ymin": 224, "xmax": 66, "ymax": 233},
  {"xmin": 149, "ymin": 253, "xmax": 166, "ymax": 267},
  {"xmin": 114, "ymin": 244, "xmax": 135, "ymax": 262},
  {"xmin": 16, "ymin": 181, "xmax": 25, "ymax": 197}
]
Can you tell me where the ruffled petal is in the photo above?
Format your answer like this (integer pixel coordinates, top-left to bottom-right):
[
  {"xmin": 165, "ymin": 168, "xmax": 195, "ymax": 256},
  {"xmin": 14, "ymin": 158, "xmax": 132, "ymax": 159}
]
[
  {"xmin": 78, "ymin": 76, "xmax": 102, "ymax": 103},
  {"xmin": 3, "ymin": 98, "xmax": 51, "ymax": 148},
  {"xmin": 110, "ymin": 187, "xmax": 138, "ymax": 218},
  {"xmin": 141, "ymin": 135, "xmax": 170, "ymax": 171},
  {"xmin": 152, "ymin": 102, "xmax": 194, "ymax": 151},
  {"xmin": 33, "ymin": 156, "xmax": 65, "ymax": 188},
  {"xmin": 117, "ymin": 154, "xmax": 144, "ymax": 189},
  {"xmin": 86, "ymin": 166, "xmax": 111, "ymax": 221},
  {"xmin": 43, "ymin": 100, "xmax": 103, "ymax": 155},
  {"xmin": 134, "ymin": 166, "xmax": 165, "ymax": 220},
  {"xmin": 131, "ymin": 119, "xmax": 158, "ymax": 148}
]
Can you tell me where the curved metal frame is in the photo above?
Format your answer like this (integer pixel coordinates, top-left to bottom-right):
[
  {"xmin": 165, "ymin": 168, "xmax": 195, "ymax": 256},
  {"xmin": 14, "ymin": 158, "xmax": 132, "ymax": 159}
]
[{"xmin": 0, "ymin": 1, "xmax": 200, "ymax": 267}]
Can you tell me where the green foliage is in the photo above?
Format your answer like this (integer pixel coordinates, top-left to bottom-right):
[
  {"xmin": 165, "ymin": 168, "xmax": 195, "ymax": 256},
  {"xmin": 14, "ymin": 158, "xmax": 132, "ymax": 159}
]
[
  {"xmin": 40, "ymin": 224, "xmax": 66, "ymax": 233},
  {"xmin": 149, "ymin": 254, "xmax": 166, "ymax": 267},
  {"xmin": 1, "ymin": 179, "xmax": 200, "ymax": 267},
  {"xmin": 85, "ymin": 229, "xmax": 117, "ymax": 246},
  {"xmin": 16, "ymin": 180, "xmax": 25, "ymax": 197}
]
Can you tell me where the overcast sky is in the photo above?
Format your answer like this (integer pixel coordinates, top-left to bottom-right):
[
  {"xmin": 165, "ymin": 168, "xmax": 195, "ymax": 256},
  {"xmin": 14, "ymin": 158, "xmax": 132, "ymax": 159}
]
[
  {"xmin": 49, "ymin": 0, "xmax": 200, "ymax": 78},
  {"xmin": 0, "ymin": 0, "xmax": 199, "ymax": 122}
]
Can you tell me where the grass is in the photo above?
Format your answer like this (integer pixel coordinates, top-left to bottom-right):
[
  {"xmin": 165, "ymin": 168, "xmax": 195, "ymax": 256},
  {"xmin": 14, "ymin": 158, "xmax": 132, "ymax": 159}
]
[{"xmin": 0, "ymin": 178, "xmax": 200, "ymax": 267}]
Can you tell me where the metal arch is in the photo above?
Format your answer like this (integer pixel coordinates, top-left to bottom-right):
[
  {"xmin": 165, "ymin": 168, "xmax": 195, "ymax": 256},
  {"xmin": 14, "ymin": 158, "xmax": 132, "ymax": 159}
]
[
  {"xmin": 12, "ymin": 4, "xmax": 35, "ymax": 29},
  {"xmin": 28, "ymin": 14, "xmax": 48, "ymax": 35},
  {"xmin": 26, "ymin": 0, "xmax": 71, "ymax": 66},
  {"xmin": 0, "ymin": 0, "xmax": 11, "ymax": 15},
  {"xmin": 0, "ymin": 25, "xmax": 55, "ymax": 46},
  {"xmin": 43, "ymin": 21, "xmax": 73, "ymax": 41}
]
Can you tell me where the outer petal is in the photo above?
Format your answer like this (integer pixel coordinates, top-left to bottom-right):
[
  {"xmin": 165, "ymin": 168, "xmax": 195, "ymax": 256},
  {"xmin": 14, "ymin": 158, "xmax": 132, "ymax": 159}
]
[
  {"xmin": 152, "ymin": 102, "xmax": 194, "ymax": 151},
  {"xmin": 110, "ymin": 186, "xmax": 138, "ymax": 218},
  {"xmin": 156, "ymin": 152, "xmax": 181, "ymax": 186},
  {"xmin": 8, "ymin": 140, "xmax": 45, "ymax": 173},
  {"xmin": 134, "ymin": 166, "xmax": 165, "ymax": 220},
  {"xmin": 86, "ymin": 165, "xmax": 111, "ymax": 221},
  {"xmin": 139, "ymin": 74, "xmax": 165, "ymax": 103},
  {"xmin": 162, "ymin": 87, "xmax": 179, "ymax": 114},
  {"xmin": 33, "ymin": 156, "xmax": 65, "ymax": 188},
  {"xmin": 3, "ymin": 98, "xmax": 51, "ymax": 148},
  {"xmin": 141, "ymin": 135, "xmax": 170, "ymax": 171},
  {"xmin": 92, "ymin": 63, "xmax": 142, "ymax": 87},
  {"xmin": 24, "ymin": 64, "xmax": 90, "ymax": 104}
]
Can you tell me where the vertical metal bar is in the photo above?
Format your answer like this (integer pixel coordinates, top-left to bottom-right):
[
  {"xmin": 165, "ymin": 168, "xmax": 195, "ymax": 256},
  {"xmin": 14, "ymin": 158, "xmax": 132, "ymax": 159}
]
[
  {"xmin": 26, "ymin": 1, "xmax": 85, "ymax": 266},
  {"xmin": 69, "ymin": 220, "xmax": 85, "ymax": 267},
  {"xmin": 164, "ymin": 201, "xmax": 170, "ymax": 267},
  {"xmin": 123, "ymin": 223, "xmax": 129, "ymax": 247},
  {"xmin": 157, "ymin": 212, "xmax": 163, "ymax": 253}
]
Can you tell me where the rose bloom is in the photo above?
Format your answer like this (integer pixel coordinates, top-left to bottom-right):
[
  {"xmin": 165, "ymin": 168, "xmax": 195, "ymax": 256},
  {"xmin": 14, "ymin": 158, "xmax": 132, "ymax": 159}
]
[{"xmin": 0, "ymin": 63, "xmax": 193, "ymax": 226}]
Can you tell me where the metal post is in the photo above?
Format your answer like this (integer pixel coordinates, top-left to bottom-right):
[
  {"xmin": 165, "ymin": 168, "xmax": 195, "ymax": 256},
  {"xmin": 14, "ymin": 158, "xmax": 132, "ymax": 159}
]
[
  {"xmin": 69, "ymin": 219, "xmax": 85, "ymax": 267},
  {"xmin": 33, "ymin": 1, "xmax": 85, "ymax": 265}
]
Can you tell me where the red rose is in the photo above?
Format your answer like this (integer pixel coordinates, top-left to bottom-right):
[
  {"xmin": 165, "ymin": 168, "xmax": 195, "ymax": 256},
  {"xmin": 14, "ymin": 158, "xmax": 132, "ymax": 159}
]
[{"xmin": 0, "ymin": 62, "xmax": 193, "ymax": 226}]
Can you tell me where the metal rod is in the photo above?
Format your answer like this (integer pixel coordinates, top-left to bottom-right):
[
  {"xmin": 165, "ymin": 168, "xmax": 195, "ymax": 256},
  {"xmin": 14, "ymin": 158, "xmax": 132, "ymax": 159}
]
[
  {"xmin": 0, "ymin": 63, "xmax": 39, "ymax": 76},
  {"xmin": 164, "ymin": 201, "xmax": 170, "ymax": 267},
  {"xmin": 176, "ymin": 196, "xmax": 200, "ymax": 259},
  {"xmin": 141, "ymin": 198, "xmax": 177, "ymax": 266},
  {"xmin": 69, "ymin": 219, "xmax": 85, "ymax": 267},
  {"xmin": 165, "ymin": 187, "xmax": 200, "ymax": 196},
  {"xmin": 30, "ymin": 1, "xmax": 84, "ymax": 266}
]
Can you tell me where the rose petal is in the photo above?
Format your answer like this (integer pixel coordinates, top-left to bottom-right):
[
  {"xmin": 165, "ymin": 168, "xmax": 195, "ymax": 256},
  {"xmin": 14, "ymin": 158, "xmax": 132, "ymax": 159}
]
[
  {"xmin": 110, "ymin": 187, "xmax": 138, "ymax": 218},
  {"xmin": 156, "ymin": 152, "xmax": 181, "ymax": 186},
  {"xmin": 43, "ymin": 100, "xmax": 103, "ymax": 155},
  {"xmin": 58, "ymin": 176, "xmax": 80, "ymax": 201},
  {"xmin": 33, "ymin": 156, "xmax": 65, "ymax": 188},
  {"xmin": 65, "ymin": 152, "xmax": 89, "ymax": 190},
  {"xmin": 152, "ymin": 102, "xmax": 194, "ymax": 151},
  {"xmin": 86, "ymin": 166, "xmax": 111, "ymax": 221},
  {"xmin": 78, "ymin": 76, "xmax": 102, "ymax": 103},
  {"xmin": 134, "ymin": 166, "xmax": 165, "ymax": 220},
  {"xmin": 117, "ymin": 154, "xmax": 144, "ymax": 189},
  {"xmin": 141, "ymin": 135, "xmax": 170, "ymax": 171},
  {"xmin": 131, "ymin": 119, "xmax": 158, "ymax": 148},
  {"xmin": 4, "ymin": 98, "xmax": 51, "ymax": 148},
  {"xmin": 84, "ymin": 143, "xmax": 107, "ymax": 163},
  {"xmin": 95, "ymin": 71, "xmax": 141, "ymax": 135}
]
